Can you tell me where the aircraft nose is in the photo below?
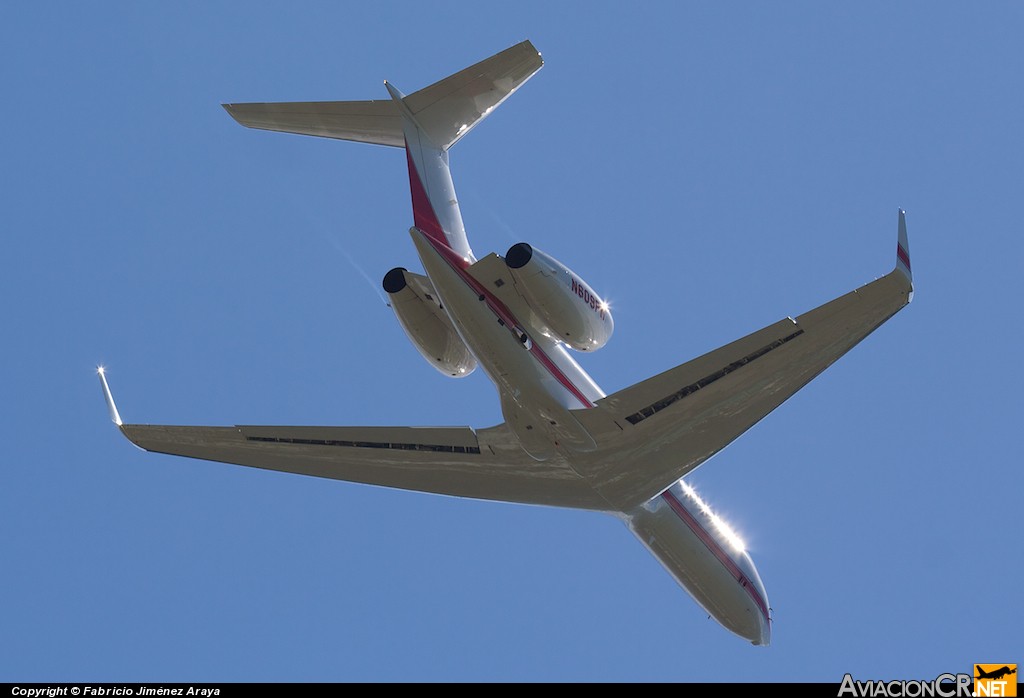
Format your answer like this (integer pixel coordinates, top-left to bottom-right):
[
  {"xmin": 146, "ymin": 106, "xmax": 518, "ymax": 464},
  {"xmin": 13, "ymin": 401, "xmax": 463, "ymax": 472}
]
[
  {"xmin": 733, "ymin": 604, "xmax": 771, "ymax": 646},
  {"xmin": 736, "ymin": 552, "xmax": 771, "ymax": 646},
  {"xmin": 751, "ymin": 608, "xmax": 771, "ymax": 647}
]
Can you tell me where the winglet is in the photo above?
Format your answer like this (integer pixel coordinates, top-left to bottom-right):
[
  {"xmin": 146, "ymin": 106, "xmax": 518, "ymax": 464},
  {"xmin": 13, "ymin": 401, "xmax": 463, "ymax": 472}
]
[
  {"xmin": 896, "ymin": 209, "xmax": 913, "ymax": 290},
  {"xmin": 97, "ymin": 366, "xmax": 123, "ymax": 426}
]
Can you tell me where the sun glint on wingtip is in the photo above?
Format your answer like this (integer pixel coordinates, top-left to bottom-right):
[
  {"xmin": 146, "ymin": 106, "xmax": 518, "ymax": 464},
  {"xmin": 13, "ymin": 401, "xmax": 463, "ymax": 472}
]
[{"xmin": 97, "ymin": 365, "xmax": 123, "ymax": 426}]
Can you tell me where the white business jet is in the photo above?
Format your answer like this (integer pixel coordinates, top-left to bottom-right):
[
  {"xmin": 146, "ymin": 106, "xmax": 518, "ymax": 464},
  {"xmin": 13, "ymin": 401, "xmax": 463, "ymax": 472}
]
[{"xmin": 99, "ymin": 41, "xmax": 914, "ymax": 645}]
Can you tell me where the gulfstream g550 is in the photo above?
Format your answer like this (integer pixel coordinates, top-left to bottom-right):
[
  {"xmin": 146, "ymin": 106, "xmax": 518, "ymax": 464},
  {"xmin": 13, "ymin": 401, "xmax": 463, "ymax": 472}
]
[{"xmin": 99, "ymin": 41, "xmax": 914, "ymax": 645}]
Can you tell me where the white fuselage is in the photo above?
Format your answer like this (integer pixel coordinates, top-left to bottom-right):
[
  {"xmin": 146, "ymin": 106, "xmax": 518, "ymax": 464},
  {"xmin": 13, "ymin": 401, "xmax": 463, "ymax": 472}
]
[
  {"xmin": 410, "ymin": 224, "xmax": 771, "ymax": 645},
  {"xmin": 394, "ymin": 83, "xmax": 771, "ymax": 644}
]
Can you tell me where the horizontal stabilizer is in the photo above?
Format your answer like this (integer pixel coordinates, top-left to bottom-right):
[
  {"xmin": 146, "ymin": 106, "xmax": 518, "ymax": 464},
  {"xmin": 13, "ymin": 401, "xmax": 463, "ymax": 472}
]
[
  {"xmin": 402, "ymin": 39, "xmax": 542, "ymax": 149},
  {"xmin": 223, "ymin": 100, "xmax": 404, "ymax": 147},
  {"xmin": 223, "ymin": 40, "xmax": 543, "ymax": 150}
]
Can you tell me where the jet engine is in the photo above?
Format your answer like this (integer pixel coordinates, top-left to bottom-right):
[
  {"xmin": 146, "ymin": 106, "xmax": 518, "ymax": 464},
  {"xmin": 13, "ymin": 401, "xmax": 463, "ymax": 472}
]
[
  {"xmin": 382, "ymin": 267, "xmax": 478, "ymax": 377},
  {"xmin": 504, "ymin": 243, "xmax": 614, "ymax": 351}
]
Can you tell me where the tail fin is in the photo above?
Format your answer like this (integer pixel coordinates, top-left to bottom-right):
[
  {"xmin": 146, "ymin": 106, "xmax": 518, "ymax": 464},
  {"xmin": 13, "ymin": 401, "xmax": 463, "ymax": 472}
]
[{"xmin": 223, "ymin": 41, "xmax": 543, "ymax": 151}]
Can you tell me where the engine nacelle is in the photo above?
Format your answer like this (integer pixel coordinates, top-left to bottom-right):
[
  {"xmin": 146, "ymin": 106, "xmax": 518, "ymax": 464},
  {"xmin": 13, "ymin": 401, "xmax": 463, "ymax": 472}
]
[
  {"xmin": 382, "ymin": 267, "xmax": 477, "ymax": 377},
  {"xmin": 504, "ymin": 243, "xmax": 614, "ymax": 351}
]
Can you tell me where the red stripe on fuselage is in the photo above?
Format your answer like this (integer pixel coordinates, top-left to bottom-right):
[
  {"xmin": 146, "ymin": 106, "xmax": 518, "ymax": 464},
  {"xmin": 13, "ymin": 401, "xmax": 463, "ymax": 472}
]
[
  {"xmin": 403, "ymin": 145, "xmax": 594, "ymax": 409},
  {"xmin": 524, "ymin": 342, "xmax": 594, "ymax": 408},
  {"xmin": 661, "ymin": 489, "xmax": 770, "ymax": 628}
]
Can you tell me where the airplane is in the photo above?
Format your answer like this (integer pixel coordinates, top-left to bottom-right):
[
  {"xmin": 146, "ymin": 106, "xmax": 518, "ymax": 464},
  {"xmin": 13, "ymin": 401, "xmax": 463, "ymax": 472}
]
[
  {"xmin": 98, "ymin": 40, "xmax": 914, "ymax": 646},
  {"xmin": 976, "ymin": 667, "xmax": 1017, "ymax": 681}
]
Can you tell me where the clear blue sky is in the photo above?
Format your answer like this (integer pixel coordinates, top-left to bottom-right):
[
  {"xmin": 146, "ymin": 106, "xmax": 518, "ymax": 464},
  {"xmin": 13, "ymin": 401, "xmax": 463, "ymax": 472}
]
[{"xmin": 2, "ymin": 2, "xmax": 1020, "ymax": 682}]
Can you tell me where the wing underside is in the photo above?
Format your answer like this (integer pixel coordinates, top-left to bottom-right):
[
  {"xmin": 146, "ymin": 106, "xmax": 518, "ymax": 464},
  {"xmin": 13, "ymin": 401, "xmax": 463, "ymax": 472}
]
[
  {"xmin": 117, "ymin": 422, "xmax": 608, "ymax": 510},
  {"xmin": 572, "ymin": 262, "xmax": 913, "ymax": 511},
  {"xmin": 111, "ymin": 265, "xmax": 908, "ymax": 514},
  {"xmin": 103, "ymin": 215, "xmax": 913, "ymax": 515}
]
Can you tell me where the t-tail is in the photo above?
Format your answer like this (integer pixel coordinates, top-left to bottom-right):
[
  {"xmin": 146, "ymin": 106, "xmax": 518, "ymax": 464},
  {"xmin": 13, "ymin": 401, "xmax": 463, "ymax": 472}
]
[{"xmin": 223, "ymin": 41, "xmax": 544, "ymax": 260}]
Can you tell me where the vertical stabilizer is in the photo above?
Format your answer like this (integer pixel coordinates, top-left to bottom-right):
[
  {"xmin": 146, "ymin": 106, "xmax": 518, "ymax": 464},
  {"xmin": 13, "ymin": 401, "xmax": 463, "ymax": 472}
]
[{"xmin": 383, "ymin": 42, "xmax": 543, "ymax": 260}]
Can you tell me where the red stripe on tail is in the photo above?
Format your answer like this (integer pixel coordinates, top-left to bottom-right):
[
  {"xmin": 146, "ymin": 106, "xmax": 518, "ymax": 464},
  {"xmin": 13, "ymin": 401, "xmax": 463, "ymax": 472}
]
[{"xmin": 405, "ymin": 147, "xmax": 448, "ymax": 248}]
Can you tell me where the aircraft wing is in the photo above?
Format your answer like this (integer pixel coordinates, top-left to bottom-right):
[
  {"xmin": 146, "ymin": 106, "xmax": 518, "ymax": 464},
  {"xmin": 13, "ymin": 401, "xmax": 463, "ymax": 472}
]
[
  {"xmin": 100, "ymin": 213, "xmax": 912, "ymax": 515},
  {"xmin": 573, "ymin": 212, "xmax": 914, "ymax": 510},
  {"xmin": 98, "ymin": 376, "xmax": 607, "ymax": 510}
]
